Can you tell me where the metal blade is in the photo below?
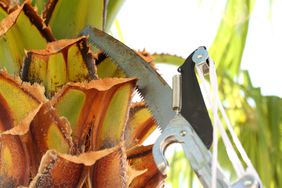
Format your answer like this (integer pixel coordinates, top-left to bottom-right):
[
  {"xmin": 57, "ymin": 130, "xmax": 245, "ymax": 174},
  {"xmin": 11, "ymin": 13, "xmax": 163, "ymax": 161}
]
[
  {"xmin": 81, "ymin": 27, "xmax": 212, "ymax": 148},
  {"xmin": 81, "ymin": 26, "xmax": 175, "ymax": 130}
]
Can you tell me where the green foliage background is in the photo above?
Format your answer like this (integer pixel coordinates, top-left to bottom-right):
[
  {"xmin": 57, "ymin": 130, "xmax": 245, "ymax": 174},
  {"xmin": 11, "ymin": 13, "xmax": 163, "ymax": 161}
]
[{"xmin": 152, "ymin": 0, "xmax": 281, "ymax": 187}]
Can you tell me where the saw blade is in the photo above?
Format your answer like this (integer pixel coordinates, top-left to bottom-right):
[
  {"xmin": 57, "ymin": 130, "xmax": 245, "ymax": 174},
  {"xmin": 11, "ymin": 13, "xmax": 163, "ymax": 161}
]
[
  {"xmin": 81, "ymin": 26, "xmax": 212, "ymax": 148},
  {"xmin": 82, "ymin": 26, "xmax": 175, "ymax": 130}
]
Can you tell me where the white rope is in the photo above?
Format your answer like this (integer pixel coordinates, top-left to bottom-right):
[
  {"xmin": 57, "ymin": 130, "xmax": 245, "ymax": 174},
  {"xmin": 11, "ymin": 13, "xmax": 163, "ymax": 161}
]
[
  {"xmin": 196, "ymin": 58, "xmax": 264, "ymax": 187},
  {"xmin": 217, "ymin": 94, "xmax": 259, "ymax": 176},
  {"xmin": 209, "ymin": 59, "xmax": 246, "ymax": 175},
  {"xmin": 209, "ymin": 60, "xmax": 219, "ymax": 188},
  {"xmin": 209, "ymin": 58, "xmax": 260, "ymax": 176},
  {"xmin": 196, "ymin": 63, "xmax": 247, "ymax": 188},
  {"xmin": 197, "ymin": 64, "xmax": 244, "ymax": 176},
  {"xmin": 210, "ymin": 61, "xmax": 261, "ymax": 182}
]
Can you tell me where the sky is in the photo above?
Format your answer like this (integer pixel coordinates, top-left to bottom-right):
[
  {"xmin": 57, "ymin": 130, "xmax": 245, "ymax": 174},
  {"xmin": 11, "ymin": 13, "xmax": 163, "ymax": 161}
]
[{"xmin": 112, "ymin": 0, "xmax": 282, "ymax": 97}]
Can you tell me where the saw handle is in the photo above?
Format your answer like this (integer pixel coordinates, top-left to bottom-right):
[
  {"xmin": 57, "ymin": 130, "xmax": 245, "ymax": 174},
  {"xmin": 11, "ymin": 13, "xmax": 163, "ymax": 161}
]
[
  {"xmin": 153, "ymin": 114, "xmax": 229, "ymax": 188},
  {"xmin": 177, "ymin": 46, "xmax": 213, "ymax": 148},
  {"xmin": 152, "ymin": 114, "xmax": 261, "ymax": 188}
]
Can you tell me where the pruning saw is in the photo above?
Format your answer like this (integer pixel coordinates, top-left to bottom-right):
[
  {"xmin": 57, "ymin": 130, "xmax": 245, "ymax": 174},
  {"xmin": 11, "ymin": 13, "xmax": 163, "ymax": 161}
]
[{"xmin": 81, "ymin": 26, "xmax": 262, "ymax": 188}]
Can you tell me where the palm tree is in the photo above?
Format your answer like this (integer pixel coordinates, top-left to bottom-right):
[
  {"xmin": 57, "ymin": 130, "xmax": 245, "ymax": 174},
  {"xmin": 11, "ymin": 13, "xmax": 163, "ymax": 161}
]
[{"xmin": 0, "ymin": 0, "xmax": 163, "ymax": 187}]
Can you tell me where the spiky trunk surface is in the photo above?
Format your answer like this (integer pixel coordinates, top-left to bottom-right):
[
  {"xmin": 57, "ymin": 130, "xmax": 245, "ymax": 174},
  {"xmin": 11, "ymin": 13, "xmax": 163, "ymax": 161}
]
[{"xmin": 0, "ymin": 1, "xmax": 165, "ymax": 187}]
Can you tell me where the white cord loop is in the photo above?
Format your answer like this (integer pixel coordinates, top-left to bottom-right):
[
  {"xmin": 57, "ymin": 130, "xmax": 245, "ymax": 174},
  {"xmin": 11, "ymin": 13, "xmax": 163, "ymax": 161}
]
[{"xmin": 195, "ymin": 58, "xmax": 262, "ymax": 187}]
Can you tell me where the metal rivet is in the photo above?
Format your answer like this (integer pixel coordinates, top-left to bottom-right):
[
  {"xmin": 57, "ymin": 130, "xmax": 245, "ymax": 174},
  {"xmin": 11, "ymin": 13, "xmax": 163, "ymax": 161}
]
[
  {"xmin": 180, "ymin": 130, "xmax": 186, "ymax": 137},
  {"xmin": 197, "ymin": 54, "xmax": 203, "ymax": 59}
]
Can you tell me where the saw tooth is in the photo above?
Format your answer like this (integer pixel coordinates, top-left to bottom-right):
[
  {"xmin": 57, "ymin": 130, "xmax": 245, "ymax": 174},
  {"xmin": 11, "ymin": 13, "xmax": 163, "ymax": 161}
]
[
  {"xmin": 155, "ymin": 125, "xmax": 163, "ymax": 134},
  {"xmin": 141, "ymin": 100, "xmax": 164, "ymax": 128},
  {"xmin": 143, "ymin": 101, "xmax": 162, "ymax": 127},
  {"xmin": 135, "ymin": 89, "xmax": 144, "ymax": 100},
  {"xmin": 132, "ymin": 89, "xmax": 162, "ymax": 128},
  {"xmin": 132, "ymin": 90, "xmax": 143, "ymax": 103}
]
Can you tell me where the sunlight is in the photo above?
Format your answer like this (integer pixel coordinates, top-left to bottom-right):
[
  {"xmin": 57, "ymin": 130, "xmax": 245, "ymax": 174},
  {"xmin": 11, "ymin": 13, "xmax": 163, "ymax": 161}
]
[{"xmin": 113, "ymin": 0, "xmax": 282, "ymax": 97}]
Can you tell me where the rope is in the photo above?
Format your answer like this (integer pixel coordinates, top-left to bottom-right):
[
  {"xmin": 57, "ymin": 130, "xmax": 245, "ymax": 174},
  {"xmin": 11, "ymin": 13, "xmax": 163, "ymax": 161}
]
[
  {"xmin": 195, "ymin": 59, "xmax": 252, "ymax": 187},
  {"xmin": 209, "ymin": 59, "xmax": 261, "ymax": 183},
  {"xmin": 210, "ymin": 60, "xmax": 219, "ymax": 188},
  {"xmin": 196, "ymin": 64, "xmax": 244, "ymax": 177}
]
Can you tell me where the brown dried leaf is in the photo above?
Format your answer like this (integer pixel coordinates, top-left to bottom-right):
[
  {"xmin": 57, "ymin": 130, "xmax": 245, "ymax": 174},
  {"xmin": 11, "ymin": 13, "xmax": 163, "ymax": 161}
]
[
  {"xmin": 125, "ymin": 102, "xmax": 157, "ymax": 148},
  {"xmin": 27, "ymin": 103, "xmax": 74, "ymax": 176},
  {"xmin": 0, "ymin": 70, "xmax": 46, "ymax": 182},
  {"xmin": 29, "ymin": 146, "xmax": 119, "ymax": 187},
  {"xmin": 51, "ymin": 78, "xmax": 137, "ymax": 151},
  {"xmin": 0, "ymin": 1, "xmax": 54, "ymax": 40},
  {"xmin": 29, "ymin": 150, "xmax": 85, "ymax": 187},
  {"xmin": 84, "ymin": 78, "xmax": 136, "ymax": 187},
  {"xmin": 136, "ymin": 49, "xmax": 154, "ymax": 67},
  {"xmin": 0, "ymin": 134, "xmax": 30, "ymax": 187},
  {"xmin": 0, "ymin": 1, "xmax": 54, "ymax": 74},
  {"xmin": 91, "ymin": 147, "xmax": 128, "ymax": 187},
  {"xmin": 0, "ymin": 0, "xmax": 19, "ymax": 12},
  {"xmin": 127, "ymin": 163, "xmax": 147, "ymax": 187},
  {"xmin": 59, "ymin": 144, "xmax": 119, "ymax": 166},
  {"xmin": 0, "ymin": 104, "xmax": 42, "ymax": 135},
  {"xmin": 0, "ymin": 70, "xmax": 46, "ymax": 135},
  {"xmin": 127, "ymin": 145, "xmax": 165, "ymax": 188}
]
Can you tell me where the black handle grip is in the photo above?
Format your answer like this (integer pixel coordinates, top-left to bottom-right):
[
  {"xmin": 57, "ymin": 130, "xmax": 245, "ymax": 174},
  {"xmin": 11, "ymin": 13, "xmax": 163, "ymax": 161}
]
[{"xmin": 178, "ymin": 47, "xmax": 213, "ymax": 148}]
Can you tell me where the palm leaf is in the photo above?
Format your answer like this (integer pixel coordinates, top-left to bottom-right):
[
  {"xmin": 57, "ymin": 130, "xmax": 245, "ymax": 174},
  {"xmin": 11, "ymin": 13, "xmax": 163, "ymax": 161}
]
[
  {"xmin": 43, "ymin": 0, "xmax": 106, "ymax": 39},
  {"xmin": 0, "ymin": 2, "xmax": 54, "ymax": 74},
  {"xmin": 22, "ymin": 37, "xmax": 96, "ymax": 97}
]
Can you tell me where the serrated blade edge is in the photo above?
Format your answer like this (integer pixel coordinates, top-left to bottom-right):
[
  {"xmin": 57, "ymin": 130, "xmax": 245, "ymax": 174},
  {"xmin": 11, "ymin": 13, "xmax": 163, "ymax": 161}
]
[{"xmin": 82, "ymin": 26, "xmax": 175, "ymax": 130}]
